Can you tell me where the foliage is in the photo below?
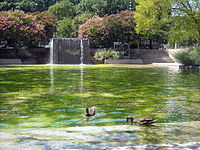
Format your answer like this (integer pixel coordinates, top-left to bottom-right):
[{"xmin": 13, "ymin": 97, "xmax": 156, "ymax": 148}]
[
  {"xmin": 56, "ymin": 18, "xmax": 73, "ymax": 37},
  {"xmin": 104, "ymin": 10, "xmax": 137, "ymax": 44},
  {"xmin": 169, "ymin": 16, "xmax": 199, "ymax": 45},
  {"xmin": 134, "ymin": 0, "xmax": 170, "ymax": 35},
  {"xmin": 48, "ymin": 0, "xmax": 75, "ymax": 20},
  {"xmin": 78, "ymin": 16, "xmax": 108, "ymax": 46},
  {"xmin": 76, "ymin": 0, "xmax": 107, "ymax": 17},
  {"xmin": 175, "ymin": 47, "xmax": 200, "ymax": 66},
  {"xmin": 78, "ymin": 11, "xmax": 137, "ymax": 47},
  {"xmin": 0, "ymin": 0, "xmax": 59, "ymax": 12},
  {"xmin": 69, "ymin": 0, "xmax": 81, "ymax": 4},
  {"xmin": 134, "ymin": 0, "xmax": 200, "ymax": 45},
  {"xmin": 68, "ymin": 13, "xmax": 93, "ymax": 37},
  {"xmin": 76, "ymin": 0, "xmax": 136, "ymax": 17},
  {"xmin": 94, "ymin": 48, "xmax": 124, "ymax": 62},
  {"xmin": 105, "ymin": 0, "xmax": 136, "ymax": 15},
  {"xmin": 0, "ymin": 10, "xmax": 56, "ymax": 49}
]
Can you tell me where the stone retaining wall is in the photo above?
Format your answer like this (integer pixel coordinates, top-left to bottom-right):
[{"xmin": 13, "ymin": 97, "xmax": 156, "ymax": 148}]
[
  {"xmin": 179, "ymin": 65, "xmax": 200, "ymax": 71},
  {"xmin": 166, "ymin": 48, "xmax": 188, "ymax": 63},
  {"xmin": 0, "ymin": 59, "xmax": 22, "ymax": 65}
]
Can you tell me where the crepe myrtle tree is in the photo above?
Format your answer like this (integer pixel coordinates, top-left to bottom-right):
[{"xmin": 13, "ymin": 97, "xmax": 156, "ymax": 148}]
[
  {"xmin": 78, "ymin": 10, "xmax": 137, "ymax": 47},
  {"xmin": 0, "ymin": 10, "xmax": 56, "ymax": 56}
]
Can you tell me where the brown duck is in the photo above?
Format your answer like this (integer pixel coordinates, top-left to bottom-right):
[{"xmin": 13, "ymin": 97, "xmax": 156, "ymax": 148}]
[
  {"xmin": 126, "ymin": 116, "xmax": 157, "ymax": 125},
  {"xmin": 85, "ymin": 106, "xmax": 96, "ymax": 116}
]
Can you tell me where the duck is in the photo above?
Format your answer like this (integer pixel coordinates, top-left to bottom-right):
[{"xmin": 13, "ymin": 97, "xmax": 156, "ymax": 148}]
[
  {"xmin": 126, "ymin": 116, "xmax": 157, "ymax": 125},
  {"xmin": 85, "ymin": 106, "xmax": 96, "ymax": 116}
]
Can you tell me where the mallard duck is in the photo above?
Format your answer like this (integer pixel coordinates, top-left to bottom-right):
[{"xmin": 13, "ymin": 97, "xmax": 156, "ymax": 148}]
[
  {"xmin": 126, "ymin": 116, "xmax": 157, "ymax": 125},
  {"xmin": 85, "ymin": 106, "xmax": 96, "ymax": 116}
]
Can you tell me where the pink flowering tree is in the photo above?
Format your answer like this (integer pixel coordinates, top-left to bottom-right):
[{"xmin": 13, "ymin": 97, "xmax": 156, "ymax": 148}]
[
  {"xmin": 0, "ymin": 10, "xmax": 56, "ymax": 56},
  {"xmin": 78, "ymin": 11, "xmax": 138, "ymax": 47},
  {"xmin": 105, "ymin": 11, "xmax": 137, "ymax": 44},
  {"xmin": 78, "ymin": 16, "xmax": 110, "ymax": 47}
]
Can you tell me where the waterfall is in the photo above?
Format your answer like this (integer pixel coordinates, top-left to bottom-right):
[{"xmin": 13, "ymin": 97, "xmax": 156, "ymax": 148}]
[
  {"xmin": 48, "ymin": 38, "xmax": 91, "ymax": 64},
  {"xmin": 80, "ymin": 39, "xmax": 84, "ymax": 65},
  {"xmin": 49, "ymin": 39, "xmax": 54, "ymax": 64}
]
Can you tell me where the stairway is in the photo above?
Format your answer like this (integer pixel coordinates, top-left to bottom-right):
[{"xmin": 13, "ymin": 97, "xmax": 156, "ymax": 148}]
[{"xmin": 133, "ymin": 49, "xmax": 174, "ymax": 64}]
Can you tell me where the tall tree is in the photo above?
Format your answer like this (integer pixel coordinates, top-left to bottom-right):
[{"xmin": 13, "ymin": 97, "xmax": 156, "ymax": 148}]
[
  {"xmin": 0, "ymin": 0, "xmax": 59, "ymax": 12},
  {"xmin": 48, "ymin": 0, "xmax": 76, "ymax": 20},
  {"xmin": 105, "ymin": 0, "xmax": 136, "ymax": 15},
  {"xmin": 134, "ymin": 0, "xmax": 200, "ymax": 45},
  {"xmin": 76, "ymin": 0, "xmax": 107, "ymax": 16},
  {"xmin": 69, "ymin": 0, "xmax": 81, "ymax": 4}
]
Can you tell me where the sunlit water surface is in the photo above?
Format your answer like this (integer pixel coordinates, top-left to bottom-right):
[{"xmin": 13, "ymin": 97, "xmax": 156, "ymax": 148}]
[{"xmin": 0, "ymin": 65, "xmax": 200, "ymax": 149}]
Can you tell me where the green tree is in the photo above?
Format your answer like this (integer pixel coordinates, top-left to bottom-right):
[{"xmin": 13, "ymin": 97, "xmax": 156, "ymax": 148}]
[
  {"xmin": 48, "ymin": 0, "xmax": 75, "ymax": 20},
  {"xmin": 76, "ymin": 0, "xmax": 107, "ymax": 16},
  {"xmin": 15, "ymin": 0, "xmax": 38, "ymax": 12},
  {"xmin": 0, "ymin": 0, "xmax": 59, "ymax": 12},
  {"xmin": 134, "ymin": 0, "xmax": 200, "ymax": 45},
  {"xmin": 69, "ymin": 0, "xmax": 81, "ymax": 4},
  {"xmin": 71, "ymin": 13, "xmax": 93, "ymax": 37},
  {"xmin": 76, "ymin": 0, "xmax": 136, "ymax": 17},
  {"xmin": 56, "ymin": 18, "xmax": 73, "ymax": 37},
  {"xmin": 169, "ymin": 16, "xmax": 199, "ymax": 45},
  {"xmin": 105, "ymin": 0, "xmax": 136, "ymax": 15}
]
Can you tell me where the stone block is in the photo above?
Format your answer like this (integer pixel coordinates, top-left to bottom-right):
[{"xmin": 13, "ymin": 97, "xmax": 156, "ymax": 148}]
[
  {"xmin": 0, "ymin": 59, "xmax": 22, "ymax": 64},
  {"xmin": 105, "ymin": 59, "xmax": 143, "ymax": 64},
  {"xmin": 22, "ymin": 59, "xmax": 36, "ymax": 64}
]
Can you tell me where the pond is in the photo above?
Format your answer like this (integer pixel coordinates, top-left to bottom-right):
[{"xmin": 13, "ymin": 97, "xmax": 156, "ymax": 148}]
[{"xmin": 0, "ymin": 65, "xmax": 200, "ymax": 149}]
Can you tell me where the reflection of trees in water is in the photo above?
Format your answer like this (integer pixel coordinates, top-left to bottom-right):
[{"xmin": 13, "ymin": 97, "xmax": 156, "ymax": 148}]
[{"xmin": 1, "ymin": 66, "xmax": 200, "ymax": 129}]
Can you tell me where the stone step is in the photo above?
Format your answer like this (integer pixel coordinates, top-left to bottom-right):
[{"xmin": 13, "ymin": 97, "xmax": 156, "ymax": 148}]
[
  {"xmin": 105, "ymin": 59, "xmax": 143, "ymax": 64},
  {"xmin": 0, "ymin": 59, "xmax": 22, "ymax": 64}
]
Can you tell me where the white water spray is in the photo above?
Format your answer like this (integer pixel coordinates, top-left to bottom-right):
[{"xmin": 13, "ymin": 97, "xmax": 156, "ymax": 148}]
[
  {"xmin": 80, "ymin": 39, "xmax": 84, "ymax": 65},
  {"xmin": 49, "ymin": 39, "xmax": 54, "ymax": 64}
]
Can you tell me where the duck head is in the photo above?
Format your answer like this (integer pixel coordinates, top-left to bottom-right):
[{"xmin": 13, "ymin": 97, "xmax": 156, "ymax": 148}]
[
  {"xmin": 126, "ymin": 116, "xmax": 134, "ymax": 123},
  {"xmin": 85, "ymin": 106, "xmax": 96, "ymax": 116}
]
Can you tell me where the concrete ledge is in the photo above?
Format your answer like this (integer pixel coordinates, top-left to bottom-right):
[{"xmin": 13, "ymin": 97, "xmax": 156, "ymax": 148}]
[
  {"xmin": 153, "ymin": 63, "xmax": 181, "ymax": 66},
  {"xmin": 166, "ymin": 48, "xmax": 188, "ymax": 63},
  {"xmin": 0, "ymin": 59, "xmax": 22, "ymax": 64},
  {"xmin": 22, "ymin": 59, "xmax": 36, "ymax": 64},
  {"xmin": 179, "ymin": 65, "xmax": 200, "ymax": 71},
  {"xmin": 105, "ymin": 59, "xmax": 143, "ymax": 64}
]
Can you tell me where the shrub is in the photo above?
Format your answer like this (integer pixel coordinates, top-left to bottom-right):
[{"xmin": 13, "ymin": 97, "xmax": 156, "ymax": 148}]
[
  {"xmin": 78, "ymin": 11, "xmax": 137, "ymax": 47},
  {"xmin": 78, "ymin": 16, "xmax": 109, "ymax": 46},
  {"xmin": 0, "ymin": 10, "xmax": 56, "ymax": 49},
  {"xmin": 94, "ymin": 48, "xmax": 124, "ymax": 62},
  {"xmin": 56, "ymin": 18, "xmax": 73, "ymax": 37},
  {"xmin": 175, "ymin": 47, "xmax": 200, "ymax": 66}
]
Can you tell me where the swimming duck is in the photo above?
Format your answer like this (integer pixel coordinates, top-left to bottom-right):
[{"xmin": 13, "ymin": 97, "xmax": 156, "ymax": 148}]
[
  {"xmin": 85, "ymin": 106, "xmax": 96, "ymax": 116},
  {"xmin": 126, "ymin": 116, "xmax": 157, "ymax": 125}
]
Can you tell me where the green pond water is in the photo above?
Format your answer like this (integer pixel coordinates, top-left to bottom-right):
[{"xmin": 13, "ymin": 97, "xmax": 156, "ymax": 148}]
[{"xmin": 0, "ymin": 65, "xmax": 200, "ymax": 149}]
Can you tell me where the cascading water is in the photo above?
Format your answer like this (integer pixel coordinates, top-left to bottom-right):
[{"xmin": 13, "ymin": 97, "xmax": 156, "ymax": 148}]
[
  {"xmin": 49, "ymin": 39, "xmax": 54, "ymax": 64},
  {"xmin": 49, "ymin": 38, "xmax": 92, "ymax": 64},
  {"xmin": 80, "ymin": 39, "xmax": 84, "ymax": 93},
  {"xmin": 80, "ymin": 39, "xmax": 84, "ymax": 65}
]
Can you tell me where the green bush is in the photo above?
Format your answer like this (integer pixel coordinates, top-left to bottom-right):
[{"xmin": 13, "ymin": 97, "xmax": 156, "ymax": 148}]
[
  {"xmin": 94, "ymin": 48, "xmax": 124, "ymax": 62},
  {"xmin": 175, "ymin": 47, "xmax": 200, "ymax": 66}
]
